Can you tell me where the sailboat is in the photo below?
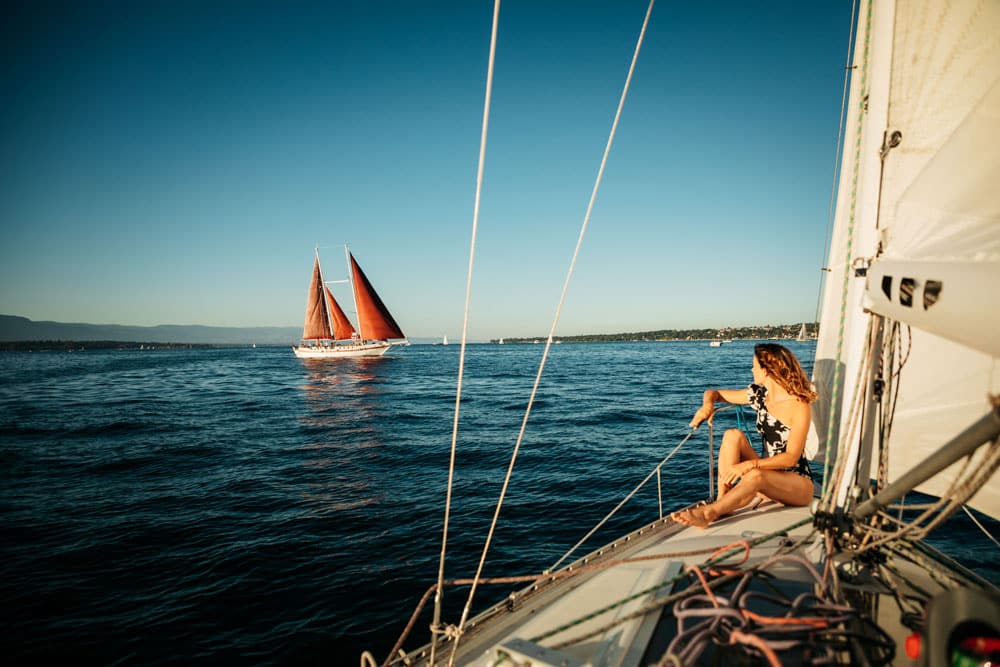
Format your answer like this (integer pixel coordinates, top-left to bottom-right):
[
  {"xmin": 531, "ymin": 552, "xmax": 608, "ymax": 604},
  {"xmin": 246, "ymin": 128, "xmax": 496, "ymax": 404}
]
[
  {"xmin": 796, "ymin": 323, "xmax": 808, "ymax": 342},
  {"xmin": 372, "ymin": 1, "xmax": 999, "ymax": 666},
  {"xmin": 292, "ymin": 246, "xmax": 407, "ymax": 359}
]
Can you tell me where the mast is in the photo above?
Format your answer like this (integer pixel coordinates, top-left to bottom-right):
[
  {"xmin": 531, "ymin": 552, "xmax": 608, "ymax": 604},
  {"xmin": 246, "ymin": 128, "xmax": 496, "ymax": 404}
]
[
  {"xmin": 345, "ymin": 243, "xmax": 361, "ymax": 341},
  {"xmin": 316, "ymin": 246, "xmax": 335, "ymax": 339}
]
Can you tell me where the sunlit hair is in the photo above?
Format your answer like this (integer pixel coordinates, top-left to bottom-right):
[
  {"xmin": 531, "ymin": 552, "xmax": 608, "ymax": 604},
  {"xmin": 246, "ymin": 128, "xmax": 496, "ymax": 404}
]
[{"xmin": 754, "ymin": 343, "xmax": 818, "ymax": 403}]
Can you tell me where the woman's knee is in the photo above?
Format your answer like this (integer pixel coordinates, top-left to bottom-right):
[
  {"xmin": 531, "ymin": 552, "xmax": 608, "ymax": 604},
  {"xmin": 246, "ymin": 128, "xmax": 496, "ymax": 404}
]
[
  {"xmin": 720, "ymin": 429, "xmax": 748, "ymax": 451},
  {"xmin": 741, "ymin": 468, "xmax": 765, "ymax": 490}
]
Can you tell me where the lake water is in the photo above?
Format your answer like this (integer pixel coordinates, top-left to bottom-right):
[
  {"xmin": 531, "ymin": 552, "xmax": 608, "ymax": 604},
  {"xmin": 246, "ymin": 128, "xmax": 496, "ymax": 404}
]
[{"xmin": 2, "ymin": 341, "xmax": 997, "ymax": 665}]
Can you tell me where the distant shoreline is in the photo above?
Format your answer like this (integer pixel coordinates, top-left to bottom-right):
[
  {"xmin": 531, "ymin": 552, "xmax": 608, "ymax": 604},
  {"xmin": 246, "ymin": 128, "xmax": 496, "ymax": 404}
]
[
  {"xmin": 2, "ymin": 325, "xmax": 818, "ymax": 352},
  {"xmin": 494, "ymin": 322, "xmax": 817, "ymax": 345},
  {"xmin": 0, "ymin": 341, "xmax": 272, "ymax": 352}
]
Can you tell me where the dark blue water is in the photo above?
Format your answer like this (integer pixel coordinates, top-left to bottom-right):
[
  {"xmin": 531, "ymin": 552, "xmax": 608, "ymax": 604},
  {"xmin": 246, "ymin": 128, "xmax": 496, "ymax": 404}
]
[{"xmin": 2, "ymin": 341, "xmax": 997, "ymax": 665}]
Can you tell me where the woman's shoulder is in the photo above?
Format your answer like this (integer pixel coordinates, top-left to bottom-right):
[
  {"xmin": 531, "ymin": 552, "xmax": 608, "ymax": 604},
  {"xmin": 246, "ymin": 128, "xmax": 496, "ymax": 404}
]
[{"xmin": 771, "ymin": 395, "xmax": 811, "ymax": 425}]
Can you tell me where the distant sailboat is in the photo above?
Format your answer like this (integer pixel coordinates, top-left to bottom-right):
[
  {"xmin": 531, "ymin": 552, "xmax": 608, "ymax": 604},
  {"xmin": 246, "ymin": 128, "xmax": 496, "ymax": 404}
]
[
  {"xmin": 796, "ymin": 323, "xmax": 808, "ymax": 342},
  {"xmin": 292, "ymin": 246, "xmax": 407, "ymax": 359},
  {"xmin": 442, "ymin": 335, "xmax": 449, "ymax": 346}
]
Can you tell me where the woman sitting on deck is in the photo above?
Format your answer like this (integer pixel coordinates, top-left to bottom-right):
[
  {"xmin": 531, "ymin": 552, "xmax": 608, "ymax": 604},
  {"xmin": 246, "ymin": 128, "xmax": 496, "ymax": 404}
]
[{"xmin": 672, "ymin": 343, "xmax": 816, "ymax": 529}]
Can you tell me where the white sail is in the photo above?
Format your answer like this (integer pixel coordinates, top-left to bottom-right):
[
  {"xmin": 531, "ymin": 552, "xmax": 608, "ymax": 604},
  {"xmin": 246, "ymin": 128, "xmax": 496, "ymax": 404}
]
[
  {"xmin": 866, "ymin": 1, "xmax": 1000, "ymax": 518},
  {"xmin": 811, "ymin": 0, "xmax": 1000, "ymax": 519},
  {"xmin": 809, "ymin": 0, "xmax": 893, "ymax": 468}
]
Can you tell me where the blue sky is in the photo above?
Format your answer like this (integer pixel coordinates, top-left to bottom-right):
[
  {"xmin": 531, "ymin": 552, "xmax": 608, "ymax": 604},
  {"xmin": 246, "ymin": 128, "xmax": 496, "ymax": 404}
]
[{"xmin": 2, "ymin": 1, "xmax": 853, "ymax": 339}]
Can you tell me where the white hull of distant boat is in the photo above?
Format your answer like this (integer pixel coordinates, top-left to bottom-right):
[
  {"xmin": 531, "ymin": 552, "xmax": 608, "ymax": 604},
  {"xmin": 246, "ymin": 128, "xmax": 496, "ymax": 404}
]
[{"xmin": 292, "ymin": 341, "xmax": 393, "ymax": 358}]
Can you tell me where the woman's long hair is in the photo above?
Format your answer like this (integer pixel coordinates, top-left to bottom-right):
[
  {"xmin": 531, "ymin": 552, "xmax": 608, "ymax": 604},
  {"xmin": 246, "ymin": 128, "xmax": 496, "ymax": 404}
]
[{"xmin": 754, "ymin": 343, "xmax": 817, "ymax": 403}]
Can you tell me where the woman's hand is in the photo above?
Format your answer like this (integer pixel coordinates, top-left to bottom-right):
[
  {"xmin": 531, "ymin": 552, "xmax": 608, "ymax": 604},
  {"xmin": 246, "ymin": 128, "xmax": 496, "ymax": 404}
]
[
  {"xmin": 689, "ymin": 404, "xmax": 715, "ymax": 428},
  {"xmin": 722, "ymin": 459, "xmax": 758, "ymax": 487}
]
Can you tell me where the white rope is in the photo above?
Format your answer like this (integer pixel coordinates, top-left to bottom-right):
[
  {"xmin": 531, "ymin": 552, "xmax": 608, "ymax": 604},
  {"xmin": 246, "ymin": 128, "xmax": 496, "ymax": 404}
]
[
  {"xmin": 962, "ymin": 503, "xmax": 1000, "ymax": 550},
  {"xmin": 432, "ymin": 1, "xmax": 501, "ymax": 666},
  {"xmin": 450, "ymin": 2, "xmax": 656, "ymax": 663}
]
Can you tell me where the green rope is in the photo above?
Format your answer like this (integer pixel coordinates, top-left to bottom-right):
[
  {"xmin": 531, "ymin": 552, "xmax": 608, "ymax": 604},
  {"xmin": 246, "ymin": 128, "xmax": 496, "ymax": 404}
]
[{"xmin": 822, "ymin": 0, "xmax": 874, "ymax": 500}]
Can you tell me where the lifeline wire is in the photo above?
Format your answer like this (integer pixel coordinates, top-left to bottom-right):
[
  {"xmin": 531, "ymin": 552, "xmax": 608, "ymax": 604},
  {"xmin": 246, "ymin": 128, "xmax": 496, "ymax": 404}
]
[
  {"xmin": 549, "ymin": 404, "xmax": 746, "ymax": 573},
  {"xmin": 548, "ymin": 428, "xmax": 696, "ymax": 573},
  {"xmin": 449, "ymin": 3, "xmax": 656, "ymax": 664}
]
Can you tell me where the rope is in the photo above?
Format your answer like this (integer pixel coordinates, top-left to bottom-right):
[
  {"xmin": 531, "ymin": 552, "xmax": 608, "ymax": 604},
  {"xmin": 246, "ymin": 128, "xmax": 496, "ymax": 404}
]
[
  {"xmin": 822, "ymin": 316, "xmax": 875, "ymax": 512},
  {"xmin": 429, "ymin": 2, "xmax": 501, "ymax": 666},
  {"xmin": 539, "ymin": 520, "xmax": 813, "ymax": 648},
  {"xmin": 384, "ymin": 537, "xmax": 764, "ymax": 664},
  {"xmin": 664, "ymin": 551, "xmax": 894, "ymax": 666},
  {"xmin": 963, "ymin": 504, "xmax": 1000, "ymax": 549},
  {"xmin": 448, "ymin": 3, "xmax": 656, "ymax": 663}
]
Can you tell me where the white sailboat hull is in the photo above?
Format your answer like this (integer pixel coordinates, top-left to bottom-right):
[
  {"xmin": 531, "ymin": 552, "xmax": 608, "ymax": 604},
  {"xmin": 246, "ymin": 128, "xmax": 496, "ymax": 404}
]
[{"xmin": 292, "ymin": 341, "xmax": 393, "ymax": 358}]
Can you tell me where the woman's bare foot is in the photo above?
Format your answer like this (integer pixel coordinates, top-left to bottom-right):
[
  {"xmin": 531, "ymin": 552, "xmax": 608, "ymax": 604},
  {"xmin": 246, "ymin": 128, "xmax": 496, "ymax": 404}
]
[{"xmin": 671, "ymin": 505, "xmax": 717, "ymax": 529}]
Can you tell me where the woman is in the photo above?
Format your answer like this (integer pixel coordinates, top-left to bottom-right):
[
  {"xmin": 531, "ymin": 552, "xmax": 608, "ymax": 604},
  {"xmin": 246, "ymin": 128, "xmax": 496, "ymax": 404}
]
[{"xmin": 671, "ymin": 343, "xmax": 816, "ymax": 529}]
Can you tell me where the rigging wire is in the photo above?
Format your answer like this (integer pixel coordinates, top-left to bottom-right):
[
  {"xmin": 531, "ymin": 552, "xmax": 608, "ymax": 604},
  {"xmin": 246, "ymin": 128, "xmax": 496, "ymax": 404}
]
[
  {"xmin": 820, "ymin": 0, "xmax": 875, "ymax": 502},
  {"xmin": 813, "ymin": 0, "xmax": 859, "ymax": 326},
  {"xmin": 448, "ymin": 2, "xmax": 657, "ymax": 663},
  {"xmin": 427, "ymin": 1, "xmax": 500, "ymax": 666}
]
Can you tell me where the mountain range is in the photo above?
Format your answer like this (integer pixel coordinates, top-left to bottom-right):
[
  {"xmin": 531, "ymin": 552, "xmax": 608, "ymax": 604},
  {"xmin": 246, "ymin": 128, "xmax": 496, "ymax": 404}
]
[{"xmin": 0, "ymin": 315, "xmax": 301, "ymax": 345}]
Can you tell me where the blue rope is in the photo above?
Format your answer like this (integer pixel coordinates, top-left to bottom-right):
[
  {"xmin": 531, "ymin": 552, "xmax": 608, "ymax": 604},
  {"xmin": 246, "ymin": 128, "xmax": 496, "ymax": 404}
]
[{"xmin": 734, "ymin": 405, "xmax": 757, "ymax": 447}]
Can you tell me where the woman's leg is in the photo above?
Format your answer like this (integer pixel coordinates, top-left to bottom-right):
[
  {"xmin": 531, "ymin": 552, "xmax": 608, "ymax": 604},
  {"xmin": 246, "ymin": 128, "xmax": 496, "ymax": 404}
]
[
  {"xmin": 717, "ymin": 429, "xmax": 758, "ymax": 501},
  {"xmin": 675, "ymin": 470, "xmax": 813, "ymax": 528}
]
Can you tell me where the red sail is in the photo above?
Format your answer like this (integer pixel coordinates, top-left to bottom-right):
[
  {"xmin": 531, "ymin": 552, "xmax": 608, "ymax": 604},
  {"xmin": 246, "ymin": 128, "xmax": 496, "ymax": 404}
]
[
  {"xmin": 302, "ymin": 257, "xmax": 333, "ymax": 340},
  {"xmin": 349, "ymin": 253, "xmax": 405, "ymax": 341},
  {"xmin": 325, "ymin": 286, "xmax": 357, "ymax": 341}
]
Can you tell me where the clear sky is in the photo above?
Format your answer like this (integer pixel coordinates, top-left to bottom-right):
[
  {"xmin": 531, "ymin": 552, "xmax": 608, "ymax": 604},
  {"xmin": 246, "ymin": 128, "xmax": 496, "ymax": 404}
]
[{"xmin": 2, "ymin": 1, "xmax": 854, "ymax": 340}]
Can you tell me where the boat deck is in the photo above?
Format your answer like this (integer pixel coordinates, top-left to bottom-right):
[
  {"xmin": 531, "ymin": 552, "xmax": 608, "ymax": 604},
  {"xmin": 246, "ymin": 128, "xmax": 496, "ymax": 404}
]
[{"xmin": 390, "ymin": 499, "xmax": 987, "ymax": 666}]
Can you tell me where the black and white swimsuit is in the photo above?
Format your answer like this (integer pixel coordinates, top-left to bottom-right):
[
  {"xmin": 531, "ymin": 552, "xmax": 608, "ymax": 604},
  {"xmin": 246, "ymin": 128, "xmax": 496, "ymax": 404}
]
[{"xmin": 746, "ymin": 383, "xmax": 812, "ymax": 479}]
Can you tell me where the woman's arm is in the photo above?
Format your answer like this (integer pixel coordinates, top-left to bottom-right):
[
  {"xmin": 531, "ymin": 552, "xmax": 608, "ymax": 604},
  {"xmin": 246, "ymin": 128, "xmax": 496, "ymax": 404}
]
[{"xmin": 689, "ymin": 388, "xmax": 749, "ymax": 428}]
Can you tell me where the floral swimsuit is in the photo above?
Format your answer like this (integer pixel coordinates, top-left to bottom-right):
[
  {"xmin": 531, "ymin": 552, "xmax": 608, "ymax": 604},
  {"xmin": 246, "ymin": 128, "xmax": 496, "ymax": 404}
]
[{"xmin": 746, "ymin": 383, "xmax": 812, "ymax": 479}]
